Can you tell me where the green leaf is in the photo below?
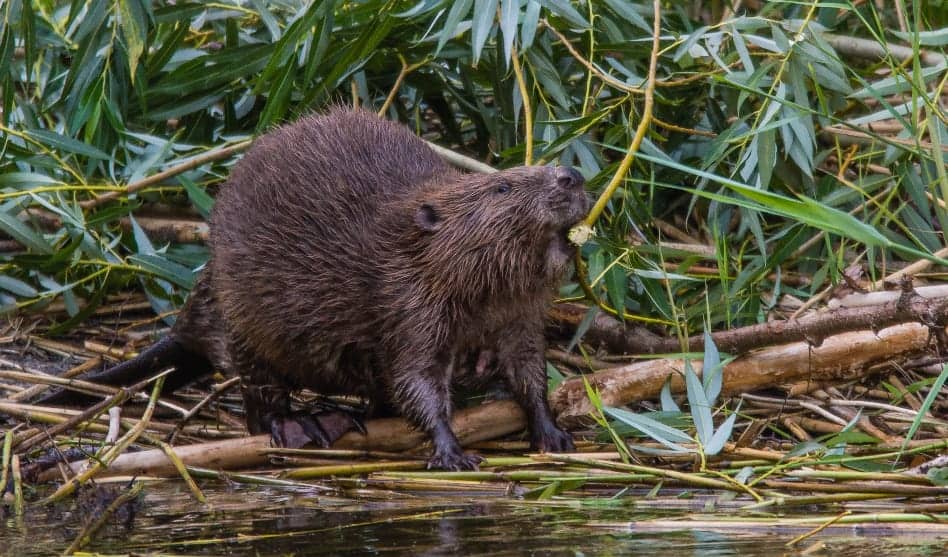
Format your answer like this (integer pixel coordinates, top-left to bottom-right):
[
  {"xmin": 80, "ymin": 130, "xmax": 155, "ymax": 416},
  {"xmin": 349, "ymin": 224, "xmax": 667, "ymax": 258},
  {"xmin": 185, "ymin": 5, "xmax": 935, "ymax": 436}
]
[
  {"xmin": 179, "ymin": 176, "xmax": 214, "ymax": 219},
  {"xmin": 118, "ymin": 0, "xmax": 148, "ymax": 83},
  {"xmin": 257, "ymin": 63, "xmax": 297, "ymax": 130},
  {"xmin": 129, "ymin": 215, "xmax": 155, "ymax": 255},
  {"xmin": 701, "ymin": 330, "xmax": 722, "ymax": 403},
  {"xmin": 539, "ymin": 0, "xmax": 589, "ymax": 28},
  {"xmin": 0, "ymin": 205, "xmax": 53, "ymax": 254},
  {"xmin": 437, "ymin": 0, "xmax": 473, "ymax": 54},
  {"xmin": 250, "ymin": 0, "xmax": 282, "ymax": 40},
  {"xmin": 128, "ymin": 253, "xmax": 195, "ymax": 289},
  {"xmin": 892, "ymin": 28, "xmax": 948, "ymax": 46},
  {"xmin": 526, "ymin": 48, "xmax": 571, "ymax": 108},
  {"xmin": 604, "ymin": 406, "xmax": 693, "ymax": 452},
  {"xmin": 849, "ymin": 64, "xmax": 946, "ymax": 99},
  {"xmin": 0, "ymin": 172, "xmax": 62, "ymax": 188},
  {"xmin": 471, "ymin": 0, "xmax": 498, "ymax": 64},
  {"xmin": 900, "ymin": 364, "xmax": 948, "ymax": 453},
  {"xmin": 704, "ymin": 410, "xmax": 737, "ymax": 456},
  {"xmin": 566, "ymin": 305, "xmax": 597, "ymax": 353},
  {"xmin": 520, "ymin": 0, "xmax": 541, "ymax": 49},
  {"xmin": 499, "ymin": 0, "xmax": 518, "ymax": 65},
  {"xmin": 756, "ymin": 128, "xmax": 775, "ymax": 189},
  {"xmin": 47, "ymin": 285, "xmax": 107, "ymax": 336},
  {"xmin": 23, "ymin": 129, "xmax": 110, "ymax": 160},
  {"xmin": 660, "ymin": 375, "xmax": 680, "ymax": 412},
  {"xmin": 149, "ymin": 44, "xmax": 272, "ymax": 97},
  {"xmin": 605, "ymin": 262, "xmax": 625, "ymax": 321},
  {"xmin": 685, "ymin": 361, "xmax": 713, "ymax": 447},
  {"xmin": 0, "ymin": 275, "xmax": 38, "ymax": 298},
  {"xmin": 601, "ymin": 0, "xmax": 649, "ymax": 32}
]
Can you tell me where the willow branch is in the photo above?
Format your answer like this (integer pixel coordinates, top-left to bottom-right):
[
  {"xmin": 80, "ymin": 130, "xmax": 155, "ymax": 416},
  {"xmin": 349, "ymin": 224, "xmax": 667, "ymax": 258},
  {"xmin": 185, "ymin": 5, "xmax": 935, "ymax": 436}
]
[
  {"xmin": 80, "ymin": 140, "xmax": 252, "ymax": 209},
  {"xmin": 582, "ymin": 0, "xmax": 660, "ymax": 228},
  {"xmin": 510, "ymin": 45, "xmax": 534, "ymax": 165}
]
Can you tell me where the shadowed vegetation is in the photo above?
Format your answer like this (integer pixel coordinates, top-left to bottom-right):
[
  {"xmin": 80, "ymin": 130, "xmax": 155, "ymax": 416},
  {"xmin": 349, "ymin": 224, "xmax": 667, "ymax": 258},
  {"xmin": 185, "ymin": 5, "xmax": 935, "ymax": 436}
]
[{"xmin": 0, "ymin": 0, "xmax": 944, "ymax": 336}]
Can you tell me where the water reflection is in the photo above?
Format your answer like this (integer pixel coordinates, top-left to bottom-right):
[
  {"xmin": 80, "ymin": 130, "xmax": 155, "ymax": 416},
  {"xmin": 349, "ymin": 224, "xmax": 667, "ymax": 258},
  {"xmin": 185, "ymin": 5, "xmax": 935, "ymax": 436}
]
[{"xmin": 2, "ymin": 482, "xmax": 946, "ymax": 555}]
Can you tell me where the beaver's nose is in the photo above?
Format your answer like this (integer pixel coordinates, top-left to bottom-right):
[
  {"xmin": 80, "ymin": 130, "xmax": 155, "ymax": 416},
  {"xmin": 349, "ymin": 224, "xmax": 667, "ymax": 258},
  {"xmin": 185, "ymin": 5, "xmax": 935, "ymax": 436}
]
[{"xmin": 555, "ymin": 166, "xmax": 584, "ymax": 190}]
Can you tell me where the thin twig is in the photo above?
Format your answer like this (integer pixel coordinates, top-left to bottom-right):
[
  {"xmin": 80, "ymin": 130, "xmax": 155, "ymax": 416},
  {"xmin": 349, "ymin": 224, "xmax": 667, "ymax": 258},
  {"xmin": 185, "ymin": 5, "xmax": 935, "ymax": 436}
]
[
  {"xmin": 377, "ymin": 54, "xmax": 428, "ymax": 117},
  {"xmin": 80, "ymin": 140, "xmax": 252, "ymax": 209},
  {"xmin": 510, "ymin": 45, "xmax": 533, "ymax": 165},
  {"xmin": 40, "ymin": 375, "xmax": 166, "ymax": 504}
]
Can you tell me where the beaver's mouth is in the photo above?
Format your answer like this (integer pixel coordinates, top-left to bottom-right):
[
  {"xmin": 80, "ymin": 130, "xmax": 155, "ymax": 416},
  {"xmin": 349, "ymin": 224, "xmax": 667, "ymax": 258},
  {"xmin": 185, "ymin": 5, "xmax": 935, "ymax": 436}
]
[
  {"xmin": 550, "ymin": 194, "xmax": 591, "ymax": 228},
  {"xmin": 551, "ymin": 224, "xmax": 576, "ymax": 255}
]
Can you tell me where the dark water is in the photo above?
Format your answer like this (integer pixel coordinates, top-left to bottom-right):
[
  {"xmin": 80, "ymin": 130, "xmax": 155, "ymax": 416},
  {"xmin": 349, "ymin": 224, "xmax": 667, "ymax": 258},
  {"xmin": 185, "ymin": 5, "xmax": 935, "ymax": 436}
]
[{"xmin": 2, "ymin": 481, "xmax": 948, "ymax": 555}]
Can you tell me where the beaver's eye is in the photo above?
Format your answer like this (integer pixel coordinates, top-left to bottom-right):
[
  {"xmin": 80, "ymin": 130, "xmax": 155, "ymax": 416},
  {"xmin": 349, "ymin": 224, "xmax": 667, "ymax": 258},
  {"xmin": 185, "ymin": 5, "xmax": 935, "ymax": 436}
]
[{"xmin": 495, "ymin": 183, "xmax": 511, "ymax": 194}]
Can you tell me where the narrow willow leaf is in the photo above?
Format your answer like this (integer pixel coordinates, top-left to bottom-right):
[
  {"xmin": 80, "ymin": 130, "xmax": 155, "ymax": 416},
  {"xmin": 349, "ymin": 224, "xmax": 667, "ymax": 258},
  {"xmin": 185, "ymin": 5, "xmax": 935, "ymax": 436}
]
[
  {"xmin": 129, "ymin": 215, "xmax": 155, "ymax": 255},
  {"xmin": 128, "ymin": 253, "xmax": 195, "ymax": 289},
  {"xmin": 601, "ymin": 0, "xmax": 649, "ymax": 32},
  {"xmin": 705, "ymin": 411, "xmax": 737, "ymax": 456},
  {"xmin": 24, "ymin": 129, "xmax": 110, "ymax": 160},
  {"xmin": 702, "ymin": 330, "xmax": 722, "ymax": 403},
  {"xmin": 756, "ymin": 128, "xmax": 775, "ymax": 189},
  {"xmin": 141, "ymin": 276, "xmax": 177, "ymax": 325},
  {"xmin": 436, "ymin": 0, "xmax": 473, "ymax": 53},
  {"xmin": 146, "ymin": 91, "xmax": 228, "ymax": 121},
  {"xmin": 179, "ymin": 176, "xmax": 214, "ymax": 218},
  {"xmin": 849, "ymin": 64, "xmax": 946, "ymax": 99},
  {"xmin": 809, "ymin": 61, "xmax": 853, "ymax": 94},
  {"xmin": 900, "ymin": 365, "xmax": 948, "ymax": 452},
  {"xmin": 47, "ymin": 286, "xmax": 107, "ymax": 336},
  {"xmin": 0, "ymin": 206, "xmax": 53, "ymax": 254},
  {"xmin": 520, "ymin": 0, "xmax": 540, "ymax": 49},
  {"xmin": 257, "ymin": 63, "xmax": 297, "ymax": 130},
  {"xmin": 566, "ymin": 305, "xmax": 597, "ymax": 353},
  {"xmin": 118, "ymin": 0, "xmax": 147, "ymax": 83},
  {"xmin": 538, "ymin": 0, "xmax": 589, "ymax": 28},
  {"xmin": 499, "ymin": 0, "xmax": 518, "ymax": 66},
  {"xmin": 471, "ymin": 0, "xmax": 498, "ymax": 63},
  {"xmin": 250, "ymin": 0, "xmax": 282, "ymax": 40},
  {"xmin": 605, "ymin": 263, "xmax": 625, "ymax": 321},
  {"xmin": 660, "ymin": 375, "xmax": 680, "ymax": 412},
  {"xmin": 0, "ymin": 275, "xmax": 38, "ymax": 298},
  {"xmin": 526, "ymin": 48, "xmax": 570, "ymax": 108},
  {"xmin": 730, "ymin": 25, "xmax": 754, "ymax": 72},
  {"xmin": 892, "ymin": 28, "xmax": 948, "ymax": 46},
  {"xmin": 787, "ymin": 440, "xmax": 826, "ymax": 457},
  {"xmin": 674, "ymin": 25, "xmax": 710, "ymax": 61},
  {"xmin": 685, "ymin": 361, "xmax": 713, "ymax": 447},
  {"xmin": 149, "ymin": 44, "xmax": 272, "ymax": 97},
  {"xmin": 734, "ymin": 466, "xmax": 754, "ymax": 484},
  {"xmin": 0, "ymin": 172, "xmax": 62, "ymax": 187},
  {"xmin": 604, "ymin": 407, "xmax": 693, "ymax": 452}
]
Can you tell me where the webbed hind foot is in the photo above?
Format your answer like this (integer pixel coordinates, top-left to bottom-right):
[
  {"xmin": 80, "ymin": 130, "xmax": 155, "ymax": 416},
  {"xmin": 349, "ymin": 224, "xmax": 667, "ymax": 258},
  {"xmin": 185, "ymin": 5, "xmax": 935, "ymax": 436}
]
[{"xmin": 269, "ymin": 410, "xmax": 362, "ymax": 449}]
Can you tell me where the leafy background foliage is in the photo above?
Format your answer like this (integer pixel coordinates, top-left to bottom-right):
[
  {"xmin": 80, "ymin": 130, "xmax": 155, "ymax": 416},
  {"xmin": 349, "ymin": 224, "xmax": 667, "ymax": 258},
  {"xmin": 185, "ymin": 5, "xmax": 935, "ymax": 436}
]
[{"xmin": 0, "ymin": 0, "xmax": 946, "ymax": 337}]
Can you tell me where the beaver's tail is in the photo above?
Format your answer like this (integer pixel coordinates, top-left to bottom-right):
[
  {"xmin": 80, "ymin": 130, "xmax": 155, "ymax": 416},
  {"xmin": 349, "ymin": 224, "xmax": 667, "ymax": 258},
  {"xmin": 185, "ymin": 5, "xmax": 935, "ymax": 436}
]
[{"xmin": 37, "ymin": 335, "xmax": 213, "ymax": 406}]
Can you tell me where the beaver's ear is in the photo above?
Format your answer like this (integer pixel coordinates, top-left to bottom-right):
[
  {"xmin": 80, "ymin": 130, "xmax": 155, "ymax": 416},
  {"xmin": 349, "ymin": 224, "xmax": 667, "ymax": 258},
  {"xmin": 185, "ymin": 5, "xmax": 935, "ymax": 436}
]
[{"xmin": 415, "ymin": 204, "xmax": 441, "ymax": 232}]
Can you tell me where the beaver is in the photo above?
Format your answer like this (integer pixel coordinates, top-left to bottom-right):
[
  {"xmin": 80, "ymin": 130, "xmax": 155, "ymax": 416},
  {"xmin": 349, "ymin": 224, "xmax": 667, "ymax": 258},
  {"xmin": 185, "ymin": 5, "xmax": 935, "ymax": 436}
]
[{"xmin": 42, "ymin": 108, "xmax": 588, "ymax": 470}]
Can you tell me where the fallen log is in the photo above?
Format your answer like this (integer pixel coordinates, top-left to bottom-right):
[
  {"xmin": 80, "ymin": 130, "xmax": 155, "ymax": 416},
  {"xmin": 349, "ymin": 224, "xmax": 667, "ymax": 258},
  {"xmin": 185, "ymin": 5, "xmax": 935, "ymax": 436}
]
[
  {"xmin": 551, "ymin": 322, "xmax": 938, "ymax": 425},
  {"xmin": 35, "ymin": 400, "xmax": 527, "ymax": 482},
  {"xmin": 550, "ymin": 283, "xmax": 948, "ymax": 356}
]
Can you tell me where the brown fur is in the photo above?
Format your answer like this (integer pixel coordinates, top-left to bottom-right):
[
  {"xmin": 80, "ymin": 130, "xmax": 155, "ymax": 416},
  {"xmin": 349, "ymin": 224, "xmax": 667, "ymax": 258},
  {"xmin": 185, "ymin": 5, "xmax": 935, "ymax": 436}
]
[{"xmin": 44, "ymin": 108, "xmax": 588, "ymax": 470}]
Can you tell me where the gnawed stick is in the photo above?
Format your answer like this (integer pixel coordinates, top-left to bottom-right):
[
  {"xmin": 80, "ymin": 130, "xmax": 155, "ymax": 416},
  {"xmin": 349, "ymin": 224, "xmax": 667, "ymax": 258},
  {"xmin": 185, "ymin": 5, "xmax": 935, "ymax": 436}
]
[
  {"xmin": 551, "ymin": 322, "xmax": 938, "ymax": 425},
  {"xmin": 551, "ymin": 287, "xmax": 948, "ymax": 356},
  {"xmin": 35, "ymin": 400, "xmax": 527, "ymax": 482}
]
